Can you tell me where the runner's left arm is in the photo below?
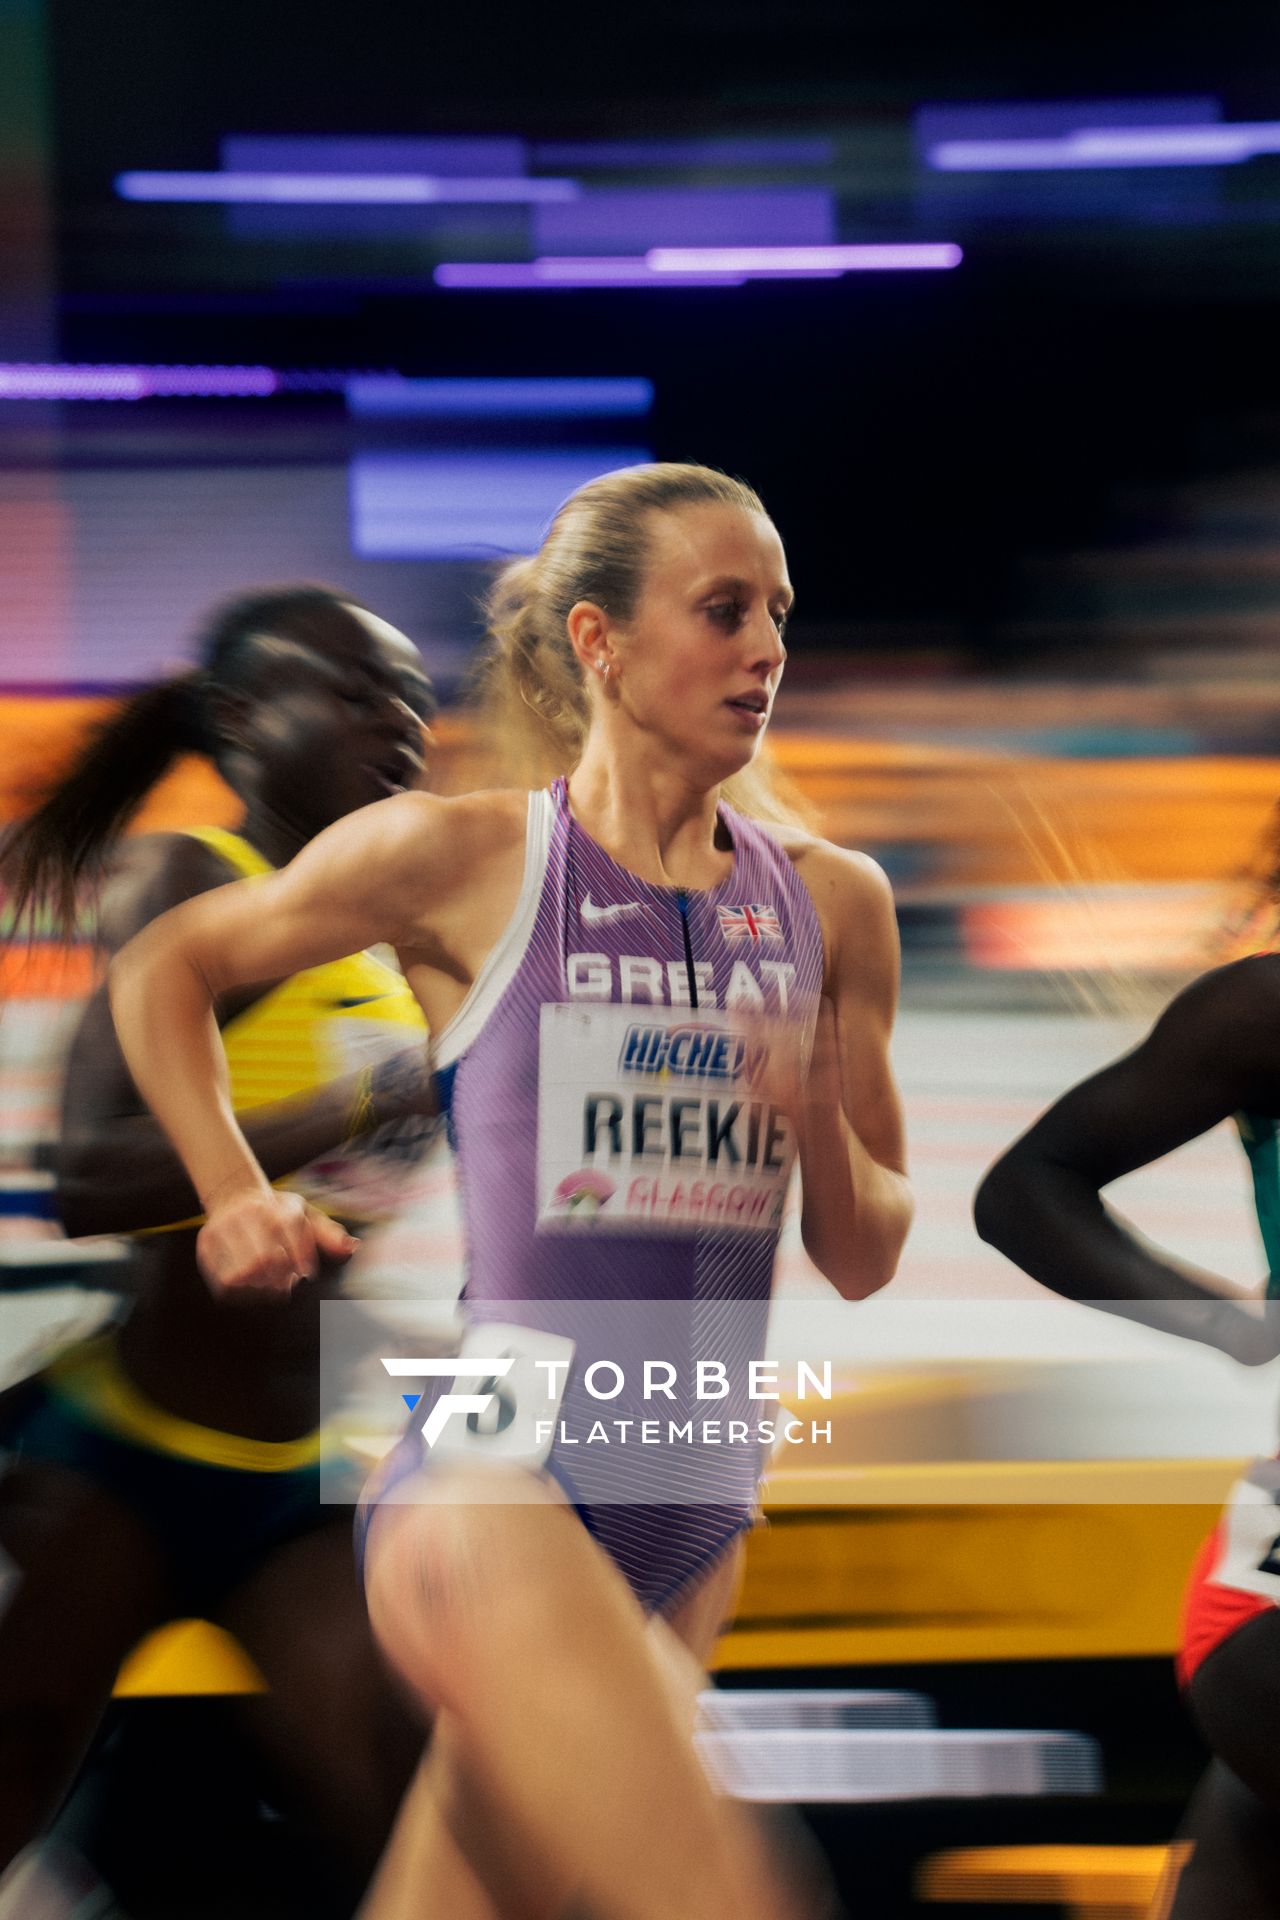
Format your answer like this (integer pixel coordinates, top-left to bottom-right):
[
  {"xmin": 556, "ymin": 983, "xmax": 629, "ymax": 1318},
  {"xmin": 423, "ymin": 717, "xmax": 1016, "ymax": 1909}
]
[
  {"xmin": 794, "ymin": 847, "xmax": 912, "ymax": 1299},
  {"xmin": 974, "ymin": 957, "xmax": 1280, "ymax": 1362}
]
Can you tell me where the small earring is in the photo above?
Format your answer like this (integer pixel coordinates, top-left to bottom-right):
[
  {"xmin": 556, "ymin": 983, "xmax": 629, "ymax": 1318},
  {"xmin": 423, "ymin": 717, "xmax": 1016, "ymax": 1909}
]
[{"xmin": 597, "ymin": 661, "xmax": 611, "ymax": 683}]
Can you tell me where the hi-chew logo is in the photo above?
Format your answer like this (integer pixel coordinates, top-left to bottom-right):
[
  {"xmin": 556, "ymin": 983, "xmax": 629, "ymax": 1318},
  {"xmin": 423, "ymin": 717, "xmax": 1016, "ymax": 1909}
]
[
  {"xmin": 620, "ymin": 1022, "xmax": 755, "ymax": 1081},
  {"xmin": 382, "ymin": 1356, "xmax": 514, "ymax": 1446}
]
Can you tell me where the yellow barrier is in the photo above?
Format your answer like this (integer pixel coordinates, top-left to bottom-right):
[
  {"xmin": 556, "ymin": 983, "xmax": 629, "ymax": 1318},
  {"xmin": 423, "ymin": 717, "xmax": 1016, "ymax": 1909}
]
[
  {"xmin": 112, "ymin": 1457, "xmax": 1241, "ymax": 1695},
  {"xmin": 917, "ymin": 1843, "xmax": 1187, "ymax": 1917},
  {"xmin": 716, "ymin": 1457, "xmax": 1239, "ymax": 1671}
]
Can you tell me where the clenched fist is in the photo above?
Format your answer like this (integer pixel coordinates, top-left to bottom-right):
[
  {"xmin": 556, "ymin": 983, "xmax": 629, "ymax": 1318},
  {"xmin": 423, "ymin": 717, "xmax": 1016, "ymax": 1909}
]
[{"xmin": 196, "ymin": 1185, "xmax": 357, "ymax": 1298}]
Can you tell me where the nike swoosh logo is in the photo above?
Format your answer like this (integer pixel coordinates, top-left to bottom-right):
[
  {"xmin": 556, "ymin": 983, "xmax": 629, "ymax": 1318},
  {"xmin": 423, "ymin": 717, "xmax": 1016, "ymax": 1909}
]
[
  {"xmin": 580, "ymin": 895, "xmax": 644, "ymax": 925},
  {"xmin": 333, "ymin": 994, "xmax": 389, "ymax": 1008}
]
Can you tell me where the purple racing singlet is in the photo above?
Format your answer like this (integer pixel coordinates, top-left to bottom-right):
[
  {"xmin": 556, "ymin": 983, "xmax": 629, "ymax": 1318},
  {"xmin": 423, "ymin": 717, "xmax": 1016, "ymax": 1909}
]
[{"xmin": 390, "ymin": 778, "xmax": 826, "ymax": 1612}]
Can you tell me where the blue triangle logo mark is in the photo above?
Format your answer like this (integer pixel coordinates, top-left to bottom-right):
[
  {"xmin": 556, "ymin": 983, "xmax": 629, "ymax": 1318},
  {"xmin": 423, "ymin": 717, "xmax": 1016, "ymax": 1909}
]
[{"xmin": 402, "ymin": 1393, "xmax": 423, "ymax": 1412}]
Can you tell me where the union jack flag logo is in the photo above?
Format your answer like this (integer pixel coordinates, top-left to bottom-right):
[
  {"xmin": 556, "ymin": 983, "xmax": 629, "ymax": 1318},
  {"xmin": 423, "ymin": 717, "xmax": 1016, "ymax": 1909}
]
[{"xmin": 716, "ymin": 902, "xmax": 783, "ymax": 943}]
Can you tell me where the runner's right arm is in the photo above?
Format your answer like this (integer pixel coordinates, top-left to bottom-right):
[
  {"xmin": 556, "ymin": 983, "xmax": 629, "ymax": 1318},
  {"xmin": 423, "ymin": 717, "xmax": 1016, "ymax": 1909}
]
[
  {"xmin": 107, "ymin": 790, "xmax": 467, "ymax": 1290},
  {"xmin": 59, "ymin": 834, "xmax": 433, "ymax": 1235}
]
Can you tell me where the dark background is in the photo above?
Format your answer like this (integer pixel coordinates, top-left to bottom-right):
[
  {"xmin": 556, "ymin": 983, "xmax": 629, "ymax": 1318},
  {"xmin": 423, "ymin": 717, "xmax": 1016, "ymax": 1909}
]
[{"xmin": 20, "ymin": 0, "xmax": 1280, "ymax": 647}]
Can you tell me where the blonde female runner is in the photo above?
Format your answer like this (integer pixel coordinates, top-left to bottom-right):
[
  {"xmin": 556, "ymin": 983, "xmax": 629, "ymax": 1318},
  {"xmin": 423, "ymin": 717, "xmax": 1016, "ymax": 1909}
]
[{"xmin": 108, "ymin": 468, "xmax": 912, "ymax": 1919}]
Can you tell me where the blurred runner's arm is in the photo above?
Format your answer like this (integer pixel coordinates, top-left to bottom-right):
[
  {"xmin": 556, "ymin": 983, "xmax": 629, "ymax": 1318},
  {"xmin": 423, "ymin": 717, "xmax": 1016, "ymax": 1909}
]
[{"xmin": 974, "ymin": 956, "xmax": 1280, "ymax": 1362}]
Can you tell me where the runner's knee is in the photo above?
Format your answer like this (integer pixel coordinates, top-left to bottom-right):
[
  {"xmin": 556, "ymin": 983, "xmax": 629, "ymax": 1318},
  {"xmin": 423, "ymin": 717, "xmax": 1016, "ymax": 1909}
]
[{"xmin": 365, "ymin": 1474, "xmax": 621, "ymax": 1711}]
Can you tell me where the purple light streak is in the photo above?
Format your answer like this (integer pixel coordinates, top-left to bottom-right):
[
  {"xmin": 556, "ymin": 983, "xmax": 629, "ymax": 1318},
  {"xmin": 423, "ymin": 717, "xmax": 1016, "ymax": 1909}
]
[
  {"xmin": 434, "ymin": 262, "xmax": 749, "ymax": 289},
  {"xmin": 435, "ymin": 243, "xmax": 961, "ymax": 289},
  {"xmin": 221, "ymin": 136, "xmax": 528, "ymax": 177},
  {"xmin": 351, "ymin": 447, "xmax": 654, "ymax": 558},
  {"xmin": 533, "ymin": 188, "xmax": 834, "ymax": 254},
  {"xmin": 929, "ymin": 122, "xmax": 1280, "ymax": 172},
  {"xmin": 0, "ymin": 364, "xmax": 279, "ymax": 400},
  {"xmin": 915, "ymin": 97, "xmax": 1221, "ymax": 148},
  {"xmin": 647, "ymin": 243, "xmax": 963, "ymax": 272},
  {"xmin": 115, "ymin": 171, "xmax": 580, "ymax": 205},
  {"xmin": 531, "ymin": 257, "xmax": 746, "ymax": 284},
  {"xmin": 346, "ymin": 376, "xmax": 654, "ymax": 417}
]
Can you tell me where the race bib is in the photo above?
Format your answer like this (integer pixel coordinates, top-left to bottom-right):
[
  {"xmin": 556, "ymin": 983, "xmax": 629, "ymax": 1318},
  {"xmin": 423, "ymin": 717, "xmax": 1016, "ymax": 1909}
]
[
  {"xmin": 1213, "ymin": 1458, "xmax": 1280, "ymax": 1600},
  {"xmin": 536, "ymin": 1002, "xmax": 794, "ymax": 1236},
  {"xmin": 410, "ymin": 1321, "xmax": 577, "ymax": 1472}
]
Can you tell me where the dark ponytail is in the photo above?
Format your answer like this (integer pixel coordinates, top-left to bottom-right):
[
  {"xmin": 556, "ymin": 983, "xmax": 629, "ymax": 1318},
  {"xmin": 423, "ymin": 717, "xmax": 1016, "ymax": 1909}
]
[{"xmin": 2, "ymin": 672, "xmax": 208, "ymax": 939}]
